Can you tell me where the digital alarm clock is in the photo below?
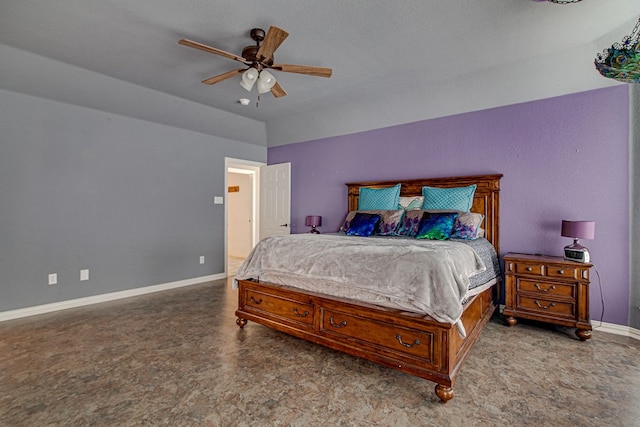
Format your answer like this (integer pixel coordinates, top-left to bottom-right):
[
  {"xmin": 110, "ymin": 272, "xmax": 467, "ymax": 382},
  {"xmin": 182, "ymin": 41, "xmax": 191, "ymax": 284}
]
[{"xmin": 564, "ymin": 246, "xmax": 590, "ymax": 263}]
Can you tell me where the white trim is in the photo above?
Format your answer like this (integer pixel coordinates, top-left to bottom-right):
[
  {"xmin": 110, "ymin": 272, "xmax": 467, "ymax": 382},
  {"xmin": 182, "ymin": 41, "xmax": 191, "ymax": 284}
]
[
  {"xmin": 225, "ymin": 157, "xmax": 265, "ymax": 275},
  {"xmin": 499, "ymin": 305, "xmax": 639, "ymax": 340},
  {"xmin": 0, "ymin": 273, "xmax": 226, "ymax": 322},
  {"xmin": 4, "ymin": 287, "xmax": 639, "ymax": 341},
  {"xmin": 592, "ymin": 321, "xmax": 640, "ymax": 340}
]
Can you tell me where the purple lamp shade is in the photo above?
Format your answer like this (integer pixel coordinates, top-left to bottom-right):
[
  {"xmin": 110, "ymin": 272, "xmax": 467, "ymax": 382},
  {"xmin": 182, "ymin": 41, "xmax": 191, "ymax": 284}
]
[
  {"xmin": 305, "ymin": 216, "xmax": 322, "ymax": 227},
  {"xmin": 561, "ymin": 220, "xmax": 595, "ymax": 240},
  {"xmin": 305, "ymin": 215, "xmax": 322, "ymax": 234}
]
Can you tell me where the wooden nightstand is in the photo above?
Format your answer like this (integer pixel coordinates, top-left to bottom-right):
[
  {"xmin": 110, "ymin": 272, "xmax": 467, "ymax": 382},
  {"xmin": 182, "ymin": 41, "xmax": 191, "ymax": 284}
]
[{"xmin": 503, "ymin": 253, "xmax": 592, "ymax": 341}]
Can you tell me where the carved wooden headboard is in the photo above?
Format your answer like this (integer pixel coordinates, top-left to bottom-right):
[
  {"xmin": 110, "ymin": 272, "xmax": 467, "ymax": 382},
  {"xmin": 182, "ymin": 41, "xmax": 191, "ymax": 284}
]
[{"xmin": 346, "ymin": 174, "xmax": 502, "ymax": 254}]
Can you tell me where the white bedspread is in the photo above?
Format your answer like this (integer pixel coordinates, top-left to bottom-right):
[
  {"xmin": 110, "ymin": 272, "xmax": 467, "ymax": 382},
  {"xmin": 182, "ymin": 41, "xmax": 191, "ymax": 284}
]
[{"xmin": 234, "ymin": 234, "xmax": 487, "ymax": 332}]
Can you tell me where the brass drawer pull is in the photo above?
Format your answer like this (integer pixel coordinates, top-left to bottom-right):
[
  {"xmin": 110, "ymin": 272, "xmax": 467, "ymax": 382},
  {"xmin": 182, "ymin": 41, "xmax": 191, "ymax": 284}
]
[
  {"xmin": 525, "ymin": 267, "xmax": 533, "ymax": 272},
  {"xmin": 534, "ymin": 283, "xmax": 556, "ymax": 292},
  {"xmin": 534, "ymin": 300, "xmax": 556, "ymax": 309},
  {"xmin": 329, "ymin": 317, "xmax": 347, "ymax": 328},
  {"xmin": 249, "ymin": 296, "xmax": 263, "ymax": 304},
  {"xmin": 293, "ymin": 307, "xmax": 310, "ymax": 318},
  {"xmin": 558, "ymin": 269, "xmax": 565, "ymax": 275},
  {"xmin": 396, "ymin": 334, "xmax": 420, "ymax": 348}
]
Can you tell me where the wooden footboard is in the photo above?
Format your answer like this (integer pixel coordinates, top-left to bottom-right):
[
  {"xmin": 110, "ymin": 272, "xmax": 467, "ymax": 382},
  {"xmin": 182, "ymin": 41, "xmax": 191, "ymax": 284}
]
[{"xmin": 235, "ymin": 278, "xmax": 497, "ymax": 402}]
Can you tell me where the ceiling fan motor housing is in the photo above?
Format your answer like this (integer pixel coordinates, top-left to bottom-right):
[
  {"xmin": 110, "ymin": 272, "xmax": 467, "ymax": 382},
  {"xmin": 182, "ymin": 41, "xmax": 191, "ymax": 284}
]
[
  {"xmin": 242, "ymin": 45, "xmax": 274, "ymax": 66},
  {"xmin": 244, "ymin": 28, "xmax": 273, "ymax": 66}
]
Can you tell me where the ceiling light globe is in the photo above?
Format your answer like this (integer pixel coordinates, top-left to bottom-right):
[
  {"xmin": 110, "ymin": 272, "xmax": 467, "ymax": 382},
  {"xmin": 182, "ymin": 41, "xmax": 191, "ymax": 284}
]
[
  {"xmin": 257, "ymin": 70, "xmax": 276, "ymax": 94},
  {"xmin": 240, "ymin": 68, "xmax": 259, "ymax": 91}
]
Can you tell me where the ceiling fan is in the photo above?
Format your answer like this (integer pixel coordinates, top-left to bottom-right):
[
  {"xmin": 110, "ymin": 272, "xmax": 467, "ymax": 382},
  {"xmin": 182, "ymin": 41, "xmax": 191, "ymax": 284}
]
[{"xmin": 179, "ymin": 26, "xmax": 332, "ymax": 98}]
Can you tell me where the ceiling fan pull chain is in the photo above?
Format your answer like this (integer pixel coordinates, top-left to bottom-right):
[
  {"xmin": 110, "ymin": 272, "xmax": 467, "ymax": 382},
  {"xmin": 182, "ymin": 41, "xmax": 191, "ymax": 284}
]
[{"xmin": 256, "ymin": 94, "xmax": 260, "ymax": 108}]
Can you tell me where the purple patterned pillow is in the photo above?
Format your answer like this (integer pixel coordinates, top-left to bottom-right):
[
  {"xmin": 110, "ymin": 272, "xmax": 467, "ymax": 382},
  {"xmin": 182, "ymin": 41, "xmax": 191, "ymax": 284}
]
[
  {"xmin": 395, "ymin": 210, "xmax": 426, "ymax": 236},
  {"xmin": 376, "ymin": 210, "xmax": 405, "ymax": 235},
  {"xmin": 451, "ymin": 212, "xmax": 485, "ymax": 239}
]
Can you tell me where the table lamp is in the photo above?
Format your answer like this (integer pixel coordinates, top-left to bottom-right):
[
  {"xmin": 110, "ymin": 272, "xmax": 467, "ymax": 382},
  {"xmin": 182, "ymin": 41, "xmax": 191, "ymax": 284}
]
[
  {"xmin": 561, "ymin": 220, "xmax": 595, "ymax": 263},
  {"xmin": 305, "ymin": 215, "xmax": 322, "ymax": 234}
]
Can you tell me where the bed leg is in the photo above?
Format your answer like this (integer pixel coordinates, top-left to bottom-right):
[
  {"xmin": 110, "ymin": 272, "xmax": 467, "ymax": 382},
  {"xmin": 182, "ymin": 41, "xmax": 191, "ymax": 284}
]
[
  {"xmin": 236, "ymin": 317, "xmax": 247, "ymax": 329},
  {"xmin": 435, "ymin": 384, "xmax": 454, "ymax": 403}
]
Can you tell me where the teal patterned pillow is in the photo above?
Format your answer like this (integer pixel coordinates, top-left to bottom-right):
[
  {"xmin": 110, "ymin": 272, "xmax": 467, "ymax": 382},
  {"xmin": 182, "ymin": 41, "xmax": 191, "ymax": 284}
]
[
  {"xmin": 421, "ymin": 185, "xmax": 477, "ymax": 212},
  {"xmin": 415, "ymin": 212, "xmax": 458, "ymax": 240},
  {"xmin": 346, "ymin": 213, "xmax": 381, "ymax": 237},
  {"xmin": 358, "ymin": 184, "xmax": 401, "ymax": 210}
]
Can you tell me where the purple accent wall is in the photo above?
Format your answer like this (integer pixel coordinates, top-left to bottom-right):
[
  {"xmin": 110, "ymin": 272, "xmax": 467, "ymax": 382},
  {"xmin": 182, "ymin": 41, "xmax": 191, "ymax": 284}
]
[{"xmin": 268, "ymin": 86, "xmax": 630, "ymax": 326}]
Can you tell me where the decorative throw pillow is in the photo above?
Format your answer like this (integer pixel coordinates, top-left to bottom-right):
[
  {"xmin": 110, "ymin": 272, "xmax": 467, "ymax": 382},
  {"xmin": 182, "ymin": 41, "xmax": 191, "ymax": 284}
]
[
  {"xmin": 395, "ymin": 210, "xmax": 426, "ymax": 236},
  {"xmin": 346, "ymin": 213, "xmax": 381, "ymax": 237},
  {"xmin": 398, "ymin": 196, "xmax": 424, "ymax": 211},
  {"xmin": 451, "ymin": 212, "xmax": 485, "ymax": 240},
  {"xmin": 341, "ymin": 210, "xmax": 404, "ymax": 236},
  {"xmin": 358, "ymin": 184, "xmax": 401, "ymax": 210},
  {"xmin": 421, "ymin": 184, "xmax": 477, "ymax": 212},
  {"xmin": 415, "ymin": 212, "xmax": 458, "ymax": 240},
  {"xmin": 375, "ymin": 210, "xmax": 405, "ymax": 235},
  {"xmin": 340, "ymin": 210, "xmax": 356, "ymax": 232}
]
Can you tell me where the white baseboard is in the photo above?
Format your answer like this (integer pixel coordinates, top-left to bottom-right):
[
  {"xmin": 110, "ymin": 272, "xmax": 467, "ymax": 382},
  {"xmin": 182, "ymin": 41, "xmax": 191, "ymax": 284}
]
[
  {"xmin": 592, "ymin": 321, "xmax": 640, "ymax": 340},
  {"xmin": 0, "ymin": 273, "xmax": 227, "ymax": 322},
  {"xmin": 4, "ymin": 286, "xmax": 640, "ymax": 341},
  {"xmin": 498, "ymin": 304, "xmax": 639, "ymax": 340}
]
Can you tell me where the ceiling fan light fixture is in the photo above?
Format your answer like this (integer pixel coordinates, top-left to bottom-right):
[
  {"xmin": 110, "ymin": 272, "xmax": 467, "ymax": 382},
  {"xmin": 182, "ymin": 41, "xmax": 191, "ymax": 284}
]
[
  {"xmin": 257, "ymin": 70, "xmax": 276, "ymax": 94},
  {"xmin": 240, "ymin": 67, "xmax": 259, "ymax": 91}
]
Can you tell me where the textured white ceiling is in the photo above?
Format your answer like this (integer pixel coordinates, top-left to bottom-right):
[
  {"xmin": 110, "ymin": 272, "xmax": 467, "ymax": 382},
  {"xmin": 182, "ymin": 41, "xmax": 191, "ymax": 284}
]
[{"xmin": 0, "ymin": 0, "xmax": 638, "ymax": 136}]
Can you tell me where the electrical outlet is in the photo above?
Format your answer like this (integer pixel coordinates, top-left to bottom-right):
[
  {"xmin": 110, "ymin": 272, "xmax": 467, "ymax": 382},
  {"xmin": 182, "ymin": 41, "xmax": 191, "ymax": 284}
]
[
  {"xmin": 48, "ymin": 273, "xmax": 57, "ymax": 285},
  {"xmin": 214, "ymin": 196, "xmax": 224, "ymax": 205},
  {"xmin": 199, "ymin": 256, "xmax": 205, "ymax": 264},
  {"xmin": 80, "ymin": 269, "xmax": 89, "ymax": 281}
]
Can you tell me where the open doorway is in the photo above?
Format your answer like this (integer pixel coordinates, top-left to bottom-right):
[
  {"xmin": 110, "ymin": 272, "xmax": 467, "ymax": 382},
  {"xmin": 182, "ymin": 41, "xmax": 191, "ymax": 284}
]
[{"xmin": 225, "ymin": 158, "xmax": 264, "ymax": 276}]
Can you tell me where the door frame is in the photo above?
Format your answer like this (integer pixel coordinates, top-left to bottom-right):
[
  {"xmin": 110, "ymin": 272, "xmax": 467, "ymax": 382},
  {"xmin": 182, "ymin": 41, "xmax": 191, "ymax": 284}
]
[{"xmin": 225, "ymin": 157, "xmax": 265, "ymax": 276}]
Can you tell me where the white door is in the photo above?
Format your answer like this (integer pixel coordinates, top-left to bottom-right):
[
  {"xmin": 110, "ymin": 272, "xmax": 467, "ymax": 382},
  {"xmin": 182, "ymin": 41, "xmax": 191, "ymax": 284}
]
[{"xmin": 260, "ymin": 162, "xmax": 291, "ymax": 238}]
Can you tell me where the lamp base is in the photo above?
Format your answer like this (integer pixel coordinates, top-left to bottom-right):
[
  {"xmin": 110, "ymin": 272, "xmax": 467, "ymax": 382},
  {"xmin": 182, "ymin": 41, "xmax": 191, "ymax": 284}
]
[
  {"xmin": 563, "ymin": 239, "xmax": 590, "ymax": 263},
  {"xmin": 309, "ymin": 226, "xmax": 320, "ymax": 234}
]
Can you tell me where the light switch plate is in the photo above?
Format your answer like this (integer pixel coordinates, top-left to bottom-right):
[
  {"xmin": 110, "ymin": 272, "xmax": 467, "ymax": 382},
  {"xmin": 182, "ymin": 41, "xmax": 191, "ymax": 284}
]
[{"xmin": 214, "ymin": 196, "xmax": 224, "ymax": 204}]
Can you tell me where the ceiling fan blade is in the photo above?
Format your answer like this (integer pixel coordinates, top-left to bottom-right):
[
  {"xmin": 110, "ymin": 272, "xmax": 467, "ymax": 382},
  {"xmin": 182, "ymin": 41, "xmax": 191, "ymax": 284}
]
[
  {"xmin": 271, "ymin": 82, "xmax": 287, "ymax": 98},
  {"xmin": 201, "ymin": 69, "xmax": 244, "ymax": 85},
  {"xmin": 179, "ymin": 39, "xmax": 247, "ymax": 63},
  {"xmin": 256, "ymin": 26, "xmax": 289, "ymax": 61},
  {"xmin": 271, "ymin": 63, "xmax": 332, "ymax": 78}
]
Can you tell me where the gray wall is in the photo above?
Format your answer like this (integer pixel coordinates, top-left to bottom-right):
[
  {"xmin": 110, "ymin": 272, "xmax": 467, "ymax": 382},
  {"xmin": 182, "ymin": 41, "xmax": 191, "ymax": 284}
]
[
  {"xmin": 0, "ymin": 89, "xmax": 265, "ymax": 312},
  {"xmin": 630, "ymin": 85, "xmax": 640, "ymax": 329}
]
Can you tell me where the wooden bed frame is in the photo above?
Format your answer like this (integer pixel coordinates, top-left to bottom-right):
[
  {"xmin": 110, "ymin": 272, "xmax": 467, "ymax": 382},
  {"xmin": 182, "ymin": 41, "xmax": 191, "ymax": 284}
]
[{"xmin": 235, "ymin": 174, "xmax": 502, "ymax": 402}]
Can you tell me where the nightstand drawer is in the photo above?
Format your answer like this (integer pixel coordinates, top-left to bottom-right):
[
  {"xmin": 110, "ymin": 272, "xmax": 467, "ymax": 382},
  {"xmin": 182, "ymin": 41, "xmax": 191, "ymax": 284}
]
[
  {"xmin": 513, "ymin": 262, "xmax": 544, "ymax": 276},
  {"xmin": 547, "ymin": 266, "xmax": 579, "ymax": 279},
  {"xmin": 517, "ymin": 279, "xmax": 575, "ymax": 298},
  {"xmin": 511, "ymin": 262, "xmax": 578, "ymax": 279},
  {"xmin": 516, "ymin": 295, "xmax": 575, "ymax": 319}
]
